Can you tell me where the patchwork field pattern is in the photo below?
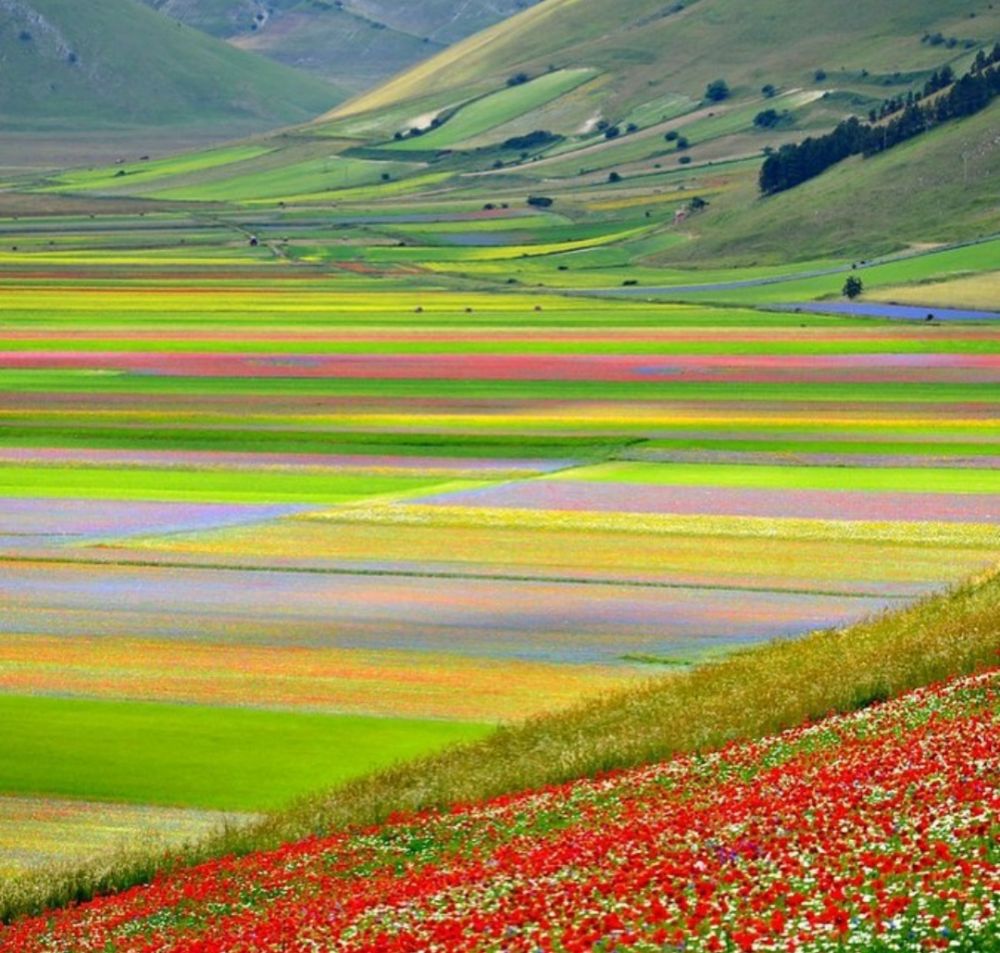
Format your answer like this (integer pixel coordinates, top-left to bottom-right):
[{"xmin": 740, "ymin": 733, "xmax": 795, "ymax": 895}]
[{"xmin": 0, "ymin": 219, "xmax": 997, "ymax": 877}]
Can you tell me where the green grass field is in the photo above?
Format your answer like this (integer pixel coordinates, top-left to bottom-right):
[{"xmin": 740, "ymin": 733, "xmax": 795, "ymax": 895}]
[
  {"xmin": 555, "ymin": 462, "xmax": 1000, "ymax": 494},
  {"xmin": 0, "ymin": 464, "xmax": 473, "ymax": 504},
  {"xmin": 385, "ymin": 69, "xmax": 596, "ymax": 149},
  {"xmin": 0, "ymin": 696, "xmax": 488, "ymax": 811}
]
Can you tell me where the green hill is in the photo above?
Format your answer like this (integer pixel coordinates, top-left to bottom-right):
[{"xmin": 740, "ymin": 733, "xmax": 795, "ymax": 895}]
[
  {"xmin": 0, "ymin": 0, "xmax": 341, "ymax": 133},
  {"xmin": 141, "ymin": 0, "xmax": 542, "ymax": 91},
  {"xmin": 325, "ymin": 0, "xmax": 1000, "ymax": 124},
  {"xmin": 656, "ymin": 98, "xmax": 1000, "ymax": 264}
]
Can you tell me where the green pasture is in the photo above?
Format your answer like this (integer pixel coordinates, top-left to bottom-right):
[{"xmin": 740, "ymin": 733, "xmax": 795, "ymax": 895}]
[
  {"xmin": 0, "ymin": 426, "xmax": 625, "ymax": 460},
  {"xmin": 0, "ymin": 695, "xmax": 490, "ymax": 811},
  {"xmin": 677, "ymin": 91, "xmax": 821, "ymax": 147},
  {"xmin": 2, "ymin": 420, "xmax": 996, "ymax": 459},
  {"xmin": 151, "ymin": 155, "xmax": 422, "ymax": 202},
  {"xmin": 363, "ymin": 225, "xmax": 648, "ymax": 262},
  {"xmin": 621, "ymin": 94, "xmax": 698, "ymax": 130},
  {"xmin": 557, "ymin": 462, "xmax": 1000, "ymax": 495},
  {"xmin": 386, "ymin": 69, "xmax": 596, "ymax": 151},
  {"xmin": 38, "ymin": 145, "xmax": 274, "ymax": 194},
  {"xmin": 637, "ymin": 438, "xmax": 1000, "ymax": 457},
  {"xmin": 4, "ymin": 333, "xmax": 998, "ymax": 356},
  {"xmin": 1, "ymin": 373, "xmax": 994, "ymax": 406},
  {"xmin": 0, "ymin": 464, "xmax": 480, "ymax": 504},
  {"xmin": 678, "ymin": 237, "xmax": 1000, "ymax": 305},
  {"xmin": 0, "ymin": 302, "xmax": 855, "ymax": 329}
]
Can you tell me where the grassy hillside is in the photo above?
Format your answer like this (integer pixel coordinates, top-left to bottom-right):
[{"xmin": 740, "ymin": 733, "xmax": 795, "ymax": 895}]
[
  {"xmin": 326, "ymin": 0, "xmax": 1000, "ymax": 122},
  {"xmin": 142, "ymin": 0, "xmax": 543, "ymax": 90},
  {"xmin": 2, "ymin": 562, "xmax": 998, "ymax": 923},
  {"xmin": 657, "ymin": 99, "xmax": 1000, "ymax": 264},
  {"xmin": 12, "ymin": 0, "xmax": 996, "ymax": 261},
  {"xmin": 0, "ymin": 0, "xmax": 341, "ymax": 131}
]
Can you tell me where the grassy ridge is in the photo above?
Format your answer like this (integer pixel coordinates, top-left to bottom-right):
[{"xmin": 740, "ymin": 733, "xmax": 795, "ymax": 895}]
[{"xmin": 2, "ymin": 562, "xmax": 997, "ymax": 923}]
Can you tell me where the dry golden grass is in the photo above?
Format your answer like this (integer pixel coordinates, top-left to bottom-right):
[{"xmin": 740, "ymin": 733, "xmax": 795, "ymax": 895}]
[{"xmin": 872, "ymin": 271, "xmax": 1000, "ymax": 310}]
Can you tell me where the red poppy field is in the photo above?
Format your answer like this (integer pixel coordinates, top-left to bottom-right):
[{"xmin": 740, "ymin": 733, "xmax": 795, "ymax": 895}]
[{"xmin": 3, "ymin": 668, "xmax": 996, "ymax": 953}]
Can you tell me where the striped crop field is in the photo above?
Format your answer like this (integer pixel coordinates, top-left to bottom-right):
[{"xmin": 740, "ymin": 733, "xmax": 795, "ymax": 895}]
[{"xmin": 0, "ymin": 222, "xmax": 997, "ymax": 879}]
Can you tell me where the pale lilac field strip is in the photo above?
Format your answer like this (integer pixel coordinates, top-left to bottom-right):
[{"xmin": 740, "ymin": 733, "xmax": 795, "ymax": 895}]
[
  {"xmin": 0, "ymin": 563, "xmax": 899, "ymax": 664},
  {"xmin": 412, "ymin": 481, "xmax": 1000, "ymax": 523},
  {"xmin": 777, "ymin": 302, "xmax": 1000, "ymax": 321},
  {"xmin": 0, "ymin": 498, "xmax": 310, "ymax": 546},
  {"xmin": 0, "ymin": 448, "xmax": 568, "ymax": 474}
]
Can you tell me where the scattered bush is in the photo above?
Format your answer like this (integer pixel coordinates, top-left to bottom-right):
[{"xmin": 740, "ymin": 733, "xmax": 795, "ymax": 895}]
[
  {"xmin": 705, "ymin": 79, "xmax": 730, "ymax": 102},
  {"xmin": 502, "ymin": 130, "xmax": 558, "ymax": 151},
  {"xmin": 753, "ymin": 108, "xmax": 785, "ymax": 128},
  {"xmin": 843, "ymin": 276, "xmax": 864, "ymax": 299}
]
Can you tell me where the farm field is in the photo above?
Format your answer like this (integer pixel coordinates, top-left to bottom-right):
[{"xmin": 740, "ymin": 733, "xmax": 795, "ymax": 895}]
[
  {"xmin": 0, "ymin": 219, "xmax": 997, "ymax": 881},
  {"xmin": 1, "ymin": 0, "xmax": 999, "ymax": 944}
]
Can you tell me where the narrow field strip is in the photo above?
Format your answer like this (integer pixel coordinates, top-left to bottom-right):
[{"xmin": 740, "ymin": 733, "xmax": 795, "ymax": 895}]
[
  {"xmin": 413, "ymin": 480, "xmax": 1000, "ymax": 523},
  {"xmin": 0, "ymin": 635, "xmax": 635, "ymax": 723},
  {"xmin": 0, "ymin": 798, "xmax": 253, "ymax": 878},
  {"xmin": 546, "ymin": 462, "xmax": 1000, "ymax": 495},
  {"xmin": 0, "ymin": 465, "xmax": 489, "ymax": 505},
  {"xmin": 0, "ymin": 561, "xmax": 898, "ymax": 664}
]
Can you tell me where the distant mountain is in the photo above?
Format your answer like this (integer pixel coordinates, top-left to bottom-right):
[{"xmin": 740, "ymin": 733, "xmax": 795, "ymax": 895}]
[
  {"xmin": 0, "ymin": 0, "xmax": 342, "ymax": 134},
  {"xmin": 141, "ymin": 0, "xmax": 542, "ymax": 92}
]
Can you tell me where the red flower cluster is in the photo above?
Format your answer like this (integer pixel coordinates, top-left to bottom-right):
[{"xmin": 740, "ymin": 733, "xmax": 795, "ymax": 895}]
[{"xmin": 3, "ymin": 670, "xmax": 997, "ymax": 952}]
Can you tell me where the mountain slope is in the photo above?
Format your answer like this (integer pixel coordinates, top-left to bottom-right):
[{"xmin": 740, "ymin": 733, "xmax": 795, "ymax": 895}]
[
  {"xmin": 326, "ymin": 0, "xmax": 1000, "ymax": 124},
  {"xmin": 141, "ymin": 0, "xmax": 542, "ymax": 91},
  {"xmin": 655, "ymin": 98, "xmax": 1000, "ymax": 264},
  {"xmin": 0, "ymin": 0, "xmax": 342, "ymax": 131}
]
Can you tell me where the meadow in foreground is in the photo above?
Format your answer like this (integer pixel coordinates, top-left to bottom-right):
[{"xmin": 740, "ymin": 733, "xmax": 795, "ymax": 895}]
[
  {"xmin": 2, "ymin": 562, "xmax": 998, "ymax": 926},
  {"xmin": 3, "ymin": 667, "xmax": 996, "ymax": 952}
]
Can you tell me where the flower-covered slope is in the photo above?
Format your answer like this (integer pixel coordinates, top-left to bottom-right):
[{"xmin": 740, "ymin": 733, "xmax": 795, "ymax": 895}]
[{"xmin": 4, "ymin": 670, "xmax": 998, "ymax": 953}]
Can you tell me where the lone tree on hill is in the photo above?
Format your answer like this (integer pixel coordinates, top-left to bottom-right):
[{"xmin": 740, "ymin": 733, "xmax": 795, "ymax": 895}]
[{"xmin": 843, "ymin": 275, "xmax": 864, "ymax": 299}]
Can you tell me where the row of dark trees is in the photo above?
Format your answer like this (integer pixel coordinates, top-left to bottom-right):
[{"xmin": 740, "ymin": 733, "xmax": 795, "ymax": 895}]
[
  {"xmin": 871, "ymin": 66, "xmax": 956, "ymax": 122},
  {"xmin": 760, "ymin": 46, "xmax": 1000, "ymax": 196}
]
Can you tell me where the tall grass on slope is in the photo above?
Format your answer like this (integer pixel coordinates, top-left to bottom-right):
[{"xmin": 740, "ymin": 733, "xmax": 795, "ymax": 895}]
[{"xmin": 3, "ymin": 563, "xmax": 999, "ymax": 924}]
